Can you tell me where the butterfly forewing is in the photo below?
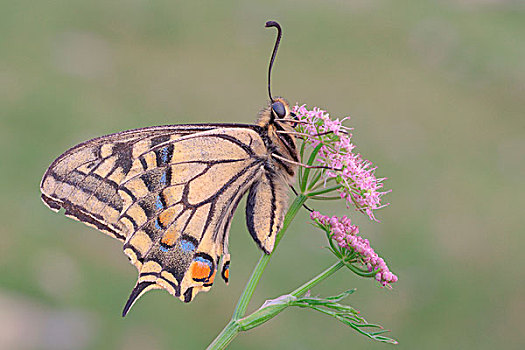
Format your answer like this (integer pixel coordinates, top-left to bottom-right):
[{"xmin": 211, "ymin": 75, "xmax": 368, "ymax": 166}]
[{"xmin": 41, "ymin": 125, "xmax": 220, "ymax": 240}]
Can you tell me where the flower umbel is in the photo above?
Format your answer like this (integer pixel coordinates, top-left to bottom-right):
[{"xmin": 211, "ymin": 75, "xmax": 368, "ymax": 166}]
[
  {"xmin": 310, "ymin": 211, "xmax": 398, "ymax": 287},
  {"xmin": 293, "ymin": 104, "xmax": 390, "ymax": 221}
]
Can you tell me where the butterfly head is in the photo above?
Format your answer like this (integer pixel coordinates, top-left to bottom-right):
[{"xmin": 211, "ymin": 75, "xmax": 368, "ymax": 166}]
[
  {"xmin": 256, "ymin": 97, "xmax": 299, "ymax": 167},
  {"xmin": 256, "ymin": 97, "xmax": 297, "ymax": 129}
]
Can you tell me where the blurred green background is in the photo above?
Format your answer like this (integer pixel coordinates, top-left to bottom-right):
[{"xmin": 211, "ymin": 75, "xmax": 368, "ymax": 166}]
[{"xmin": 1, "ymin": 0, "xmax": 524, "ymax": 349}]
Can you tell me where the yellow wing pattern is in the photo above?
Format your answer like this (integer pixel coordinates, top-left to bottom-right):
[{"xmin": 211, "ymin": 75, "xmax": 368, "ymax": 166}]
[
  {"xmin": 41, "ymin": 125, "xmax": 218, "ymax": 240},
  {"xmin": 40, "ymin": 124, "xmax": 291, "ymax": 315}
]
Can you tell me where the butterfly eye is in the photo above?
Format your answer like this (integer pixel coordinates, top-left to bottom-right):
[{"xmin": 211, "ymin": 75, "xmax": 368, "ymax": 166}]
[{"xmin": 272, "ymin": 101, "xmax": 286, "ymax": 119}]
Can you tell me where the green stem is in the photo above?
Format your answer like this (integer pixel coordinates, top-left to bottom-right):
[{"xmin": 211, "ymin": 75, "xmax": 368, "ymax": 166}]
[
  {"xmin": 308, "ymin": 185, "xmax": 342, "ymax": 197},
  {"xmin": 307, "ymin": 170, "xmax": 323, "ymax": 191},
  {"xmin": 310, "ymin": 196, "xmax": 341, "ymax": 201},
  {"xmin": 206, "ymin": 321, "xmax": 239, "ymax": 350},
  {"xmin": 300, "ymin": 144, "xmax": 323, "ymax": 193},
  {"xmin": 298, "ymin": 141, "xmax": 306, "ymax": 190},
  {"xmin": 207, "ymin": 194, "xmax": 307, "ymax": 349},
  {"xmin": 208, "ymin": 257, "xmax": 344, "ymax": 349},
  {"xmin": 327, "ymin": 237, "xmax": 341, "ymax": 259},
  {"xmin": 235, "ymin": 261, "xmax": 344, "ymax": 332},
  {"xmin": 308, "ymin": 177, "xmax": 336, "ymax": 192},
  {"xmin": 235, "ymin": 260, "xmax": 344, "ymax": 332},
  {"xmin": 232, "ymin": 194, "xmax": 307, "ymax": 319},
  {"xmin": 345, "ymin": 263, "xmax": 378, "ymax": 277},
  {"xmin": 291, "ymin": 260, "xmax": 344, "ymax": 297}
]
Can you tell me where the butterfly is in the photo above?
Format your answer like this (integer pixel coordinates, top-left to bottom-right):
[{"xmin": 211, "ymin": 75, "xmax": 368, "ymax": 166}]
[{"xmin": 40, "ymin": 21, "xmax": 301, "ymax": 316}]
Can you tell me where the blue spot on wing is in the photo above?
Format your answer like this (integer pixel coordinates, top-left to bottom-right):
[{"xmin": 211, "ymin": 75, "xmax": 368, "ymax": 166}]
[
  {"xmin": 194, "ymin": 256, "xmax": 209, "ymax": 264},
  {"xmin": 160, "ymin": 171, "xmax": 167, "ymax": 186},
  {"xmin": 155, "ymin": 195, "xmax": 163, "ymax": 211},
  {"xmin": 160, "ymin": 147, "xmax": 169, "ymax": 164},
  {"xmin": 155, "ymin": 218, "xmax": 162, "ymax": 230},
  {"xmin": 160, "ymin": 245, "xmax": 170, "ymax": 252},
  {"xmin": 180, "ymin": 239, "xmax": 196, "ymax": 253}
]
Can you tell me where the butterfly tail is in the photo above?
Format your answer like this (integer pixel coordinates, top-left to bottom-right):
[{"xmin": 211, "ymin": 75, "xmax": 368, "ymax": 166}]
[{"xmin": 122, "ymin": 281, "xmax": 162, "ymax": 317}]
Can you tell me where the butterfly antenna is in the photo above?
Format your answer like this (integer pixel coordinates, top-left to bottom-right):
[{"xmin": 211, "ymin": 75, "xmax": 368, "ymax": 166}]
[{"xmin": 265, "ymin": 20, "xmax": 282, "ymax": 103}]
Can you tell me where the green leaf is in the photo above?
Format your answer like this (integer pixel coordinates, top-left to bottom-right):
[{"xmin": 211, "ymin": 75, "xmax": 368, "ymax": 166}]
[{"xmin": 288, "ymin": 291, "xmax": 397, "ymax": 345}]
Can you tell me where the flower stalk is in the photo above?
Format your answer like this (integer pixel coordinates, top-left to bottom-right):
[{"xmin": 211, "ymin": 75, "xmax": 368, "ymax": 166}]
[{"xmin": 231, "ymin": 194, "xmax": 308, "ymax": 321}]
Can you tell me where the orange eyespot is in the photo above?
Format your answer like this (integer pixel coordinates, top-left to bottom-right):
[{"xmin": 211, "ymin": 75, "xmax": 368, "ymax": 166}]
[
  {"xmin": 190, "ymin": 256, "xmax": 214, "ymax": 282},
  {"xmin": 221, "ymin": 262, "xmax": 230, "ymax": 284}
]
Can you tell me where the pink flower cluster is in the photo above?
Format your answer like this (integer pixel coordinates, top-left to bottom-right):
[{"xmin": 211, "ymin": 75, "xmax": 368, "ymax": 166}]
[
  {"xmin": 310, "ymin": 211, "xmax": 398, "ymax": 287},
  {"xmin": 292, "ymin": 104, "xmax": 390, "ymax": 221}
]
